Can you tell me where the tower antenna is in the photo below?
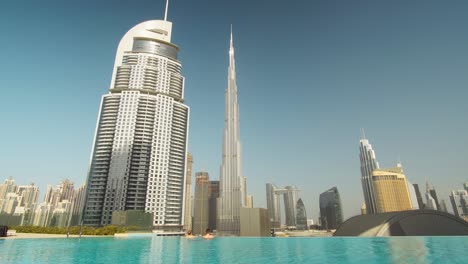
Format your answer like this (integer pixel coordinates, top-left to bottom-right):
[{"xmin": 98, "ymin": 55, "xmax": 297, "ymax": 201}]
[
  {"xmin": 164, "ymin": 0, "xmax": 169, "ymax": 21},
  {"xmin": 360, "ymin": 128, "xmax": 366, "ymax": 139}
]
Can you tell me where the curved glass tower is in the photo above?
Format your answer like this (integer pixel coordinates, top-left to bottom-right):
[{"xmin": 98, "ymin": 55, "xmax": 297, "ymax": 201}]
[
  {"xmin": 359, "ymin": 138, "xmax": 379, "ymax": 214},
  {"xmin": 83, "ymin": 18, "xmax": 189, "ymax": 230},
  {"xmin": 217, "ymin": 30, "xmax": 245, "ymax": 236}
]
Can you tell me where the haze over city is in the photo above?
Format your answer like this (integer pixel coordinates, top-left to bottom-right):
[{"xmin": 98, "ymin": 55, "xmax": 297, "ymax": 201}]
[{"xmin": 1, "ymin": 0, "xmax": 467, "ymax": 220}]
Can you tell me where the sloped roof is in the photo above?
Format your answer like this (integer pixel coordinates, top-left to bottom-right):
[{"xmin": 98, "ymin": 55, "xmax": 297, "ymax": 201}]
[{"xmin": 334, "ymin": 210, "xmax": 468, "ymax": 236}]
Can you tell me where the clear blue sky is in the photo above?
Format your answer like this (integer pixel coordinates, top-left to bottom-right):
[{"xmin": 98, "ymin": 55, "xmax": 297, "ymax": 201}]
[{"xmin": 0, "ymin": 0, "xmax": 467, "ymax": 220}]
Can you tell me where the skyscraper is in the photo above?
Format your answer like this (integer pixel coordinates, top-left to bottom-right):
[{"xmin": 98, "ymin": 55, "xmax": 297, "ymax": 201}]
[
  {"xmin": 429, "ymin": 186, "xmax": 440, "ymax": 211},
  {"xmin": 184, "ymin": 153, "xmax": 193, "ymax": 230},
  {"xmin": 319, "ymin": 187, "xmax": 343, "ymax": 230},
  {"xmin": 372, "ymin": 166, "xmax": 413, "ymax": 213},
  {"xmin": 425, "ymin": 182, "xmax": 438, "ymax": 210},
  {"xmin": 449, "ymin": 190, "xmax": 467, "ymax": 219},
  {"xmin": 217, "ymin": 29, "xmax": 244, "ymax": 236},
  {"xmin": 83, "ymin": 6, "xmax": 189, "ymax": 230},
  {"xmin": 283, "ymin": 186, "xmax": 299, "ymax": 227},
  {"xmin": 413, "ymin": 183, "xmax": 425, "ymax": 209},
  {"xmin": 406, "ymin": 181, "xmax": 419, "ymax": 209},
  {"xmin": 208, "ymin": 180, "xmax": 219, "ymax": 231},
  {"xmin": 359, "ymin": 137, "xmax": 380, "ymax": 214},
  {"xmin": 266, "ymin": 183, "xmax": 281, "ymax": 228},
  {"xmin": 295, "ymin": 198, "xmax": 308, "ymax": 230},
  {"xmin": 193, "ymin": 172, "xmax": 209, "ymax": 235}
]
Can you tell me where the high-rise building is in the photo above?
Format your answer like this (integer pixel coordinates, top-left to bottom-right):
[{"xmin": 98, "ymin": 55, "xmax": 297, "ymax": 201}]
[
  {"xmin": 359, "ymin": 137, "xmax": 380, "ymax": 214},
  {"xmin": 439, "ymin": 199, "xmax": 448, "ymax": 213},
  {"xmin": 70, "ymin": 185, "xmax": 86, "ymax": 226},
  {"xmin": 266, "ymin": 183, "xmax": 281, "ymax": 227},
  {"xmin": 361, "ymin": 202, "xmax": 367, "ymax": 215},
  {"xmin": 319, "ymin": 187, "xmax": 343, "ymax": 230},
  {"xmin": 449, "ymin": 190, "xmax": 467, "ymax": 219},
  {"xmin": 33, "ymin": 202, "xmax": 54, "ymax": 227},
  {"xmin": 183, "ymin": 153, "xmax": 193, "ymax": 230},
  {"xmin": 406, "ymin": 181, "xmax": 419, "ymax": 209},
  {"xmin": 193, "ymin": 172, "xmax": 209, "ymax": 235},
  {"xmin": 429, "ymin": 187, "xmax": 440, "ymax": 211},
  {"xmin": 57, "ymin": 179, "xmax": 75, "ymax": 202},
  {"xmin": 412, "ymin": 184, "xmax": 425, "ymax": 209},
  {"xmin": 372, "ymin": 166, "xmax": 413, "ymax": 213},
  {"xmin": 0, "ymin": 177, "xmax": 17, "ymax": 212},
  {"xmin": 246, "ymin": 195, "xmax": 253, "ymax": 208},
  {"xmin": 283, "ymin": 186, "xmax": 299, "ymax": 227},
  {"xmin": 208, "ymin": 180, "xmax": 219, "ymax": 231},
  {"xmin": 83, "ymin": 8, "xmax": 189, "ymax": 230},
  {"xmin": 425, "ymin": 182, "xmax": 438, "ymax": 210},
  {"xmin": 295, "ymin": 198, "xmax": 308, "ymax": 230},
  {"xmin": 15, "ymin": 183, "xmax": 39, "ymax": 225},
  {"xmin": 464, "ymin": 183, "xmax": 468, "ymax": 192},
  {"xmin": 217, "ymin": 29, "xmax": 245, "ymax": 236}
]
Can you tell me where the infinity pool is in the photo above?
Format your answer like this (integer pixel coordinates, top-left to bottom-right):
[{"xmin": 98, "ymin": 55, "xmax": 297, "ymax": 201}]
[{"xmin": 1, "ymin": 236, "xmax": 467, "ymax": 263}]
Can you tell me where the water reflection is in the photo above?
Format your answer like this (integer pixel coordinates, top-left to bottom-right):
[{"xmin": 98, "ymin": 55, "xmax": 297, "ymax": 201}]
[{"xmin": 387, "ymin": 237, "xmax": 426, "ymax": 263}]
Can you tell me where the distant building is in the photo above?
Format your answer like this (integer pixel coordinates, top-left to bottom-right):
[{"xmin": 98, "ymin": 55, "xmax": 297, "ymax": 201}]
[
  {"xmin": 449, "ymin": 190, "xmax": 467, "ymax": 219},
  {"xmin": 193, "ymin": 172, "xmax": 209, "ymax": 235},
  {"xmin": 51, "ymin": 200, "xmax": 73, "ymax": 227},
  {"xmin": 307, "ymin": 218, "xmax": 314, "ymax": 227},
  {"xmin": 319, "ymin": 187, "xmax": 343, "ymax": 229},
  {"xmin": 208, "ymin": 180, "xmax": 219, "ymax": 231},
  {"xmin": 361, "ymin": 202, "xmax": 367, "ymax": 215},
  {"xmin": 412, "ymin": 184, "xmax": 425, "ymax": 209},
  {"xmin": 464, "ymin": 183, "xmax": 467, "ymax": 192},
  {"xmin": 406, "ymin": 181, "xmax": 419, "ymax": 209},
  {"xmin": 372, "ymin": 166, "xmax": 412, "ymax": 213},
  {"xmin": 425, "ymin": 182, "xmax": 438, "ymax": 210},
  {"xmin": 439, "ymin": 199, "xmax": 448, "ymax": 213},
  {"xmin": 184, "ymin": 153, "xmax": 193, "ymax": 231},
  {"xmin": 240, "ymin": 208, "xmax": 270, "ymax": 237},
  {"xmin": 0, "ymin": 178, "xmax": 17, "ymax": 213},
  {"xmin": 295, "ymin": 198, "xmax": 308, "ymax": 230},
  {"xmin": 246, "ymin": 195, "xmax": 253, "ymax": 208},
  {"xmin": 429, "ymin": 187, "xmax": 440, "ymax": 211},
  {"xmin": 70, "ymin": 185, "xmax": 86, "ymax": 226},
  {"xmin": 283, "ymin": 186, "xmax": 299, "ymax": 227},
  {"xmin": 14, "ymin": 183, "xmax": 39, "ymax": 225},
  {"xmin": 266, "ymin": 183, "xmax": 281, "ymax": 228},
  {"xmin": 359, "ymin": 137, "xmax": 380, "ymax": 214},
  {"xmin": 33, "ymin": 202, "xmax": 54, "ymax": 227}
]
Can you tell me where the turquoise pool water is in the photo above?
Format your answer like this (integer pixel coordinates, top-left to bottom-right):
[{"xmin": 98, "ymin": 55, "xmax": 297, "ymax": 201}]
[{"xmin": 1, "ymin": 236, "xmax": 467, "ymax": 263}]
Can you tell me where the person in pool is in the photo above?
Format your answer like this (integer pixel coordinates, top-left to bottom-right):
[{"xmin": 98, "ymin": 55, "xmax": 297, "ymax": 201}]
[
  {"xmin": 185, "ymin": 230, "xmax": 195, "ymax": 238},
  {"xmin": 203, "ymin": 228, "xmax": 214, "ymax": 239}
]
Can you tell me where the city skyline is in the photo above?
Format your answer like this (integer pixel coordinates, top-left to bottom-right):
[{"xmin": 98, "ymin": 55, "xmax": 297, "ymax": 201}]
[{"xmin": 1, "ymin": 0, "xmax": 467, "ymax": 220}]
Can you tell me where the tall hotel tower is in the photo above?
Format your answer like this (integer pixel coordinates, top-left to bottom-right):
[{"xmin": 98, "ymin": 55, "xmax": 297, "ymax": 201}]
[
  {"xmin": 359, "ymin": 135, "xmax": 380, "ymax": 214},
  {"xmin": 83, "ymin": 5, "xmax": 189, "ymax": 230},
  {"xmin": 217, "ymin": 29, "xmax": 245, "ymax": 236}
]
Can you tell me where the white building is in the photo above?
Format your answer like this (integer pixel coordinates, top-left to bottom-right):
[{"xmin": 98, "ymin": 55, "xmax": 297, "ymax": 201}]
[
  {"xmin": 83, "ymin": 7, "xmax": 189, "ymax": 230},
  {"xmin": 359, "ymin": 136, "xmax": 380, "ymax": 214},
  {"xmin": 217, "ymin": 29, "xmax": 245, "ymax": 236},
  {"xmin": 450, "ymin": 190, "xmax": 467, "ymax": 219}
]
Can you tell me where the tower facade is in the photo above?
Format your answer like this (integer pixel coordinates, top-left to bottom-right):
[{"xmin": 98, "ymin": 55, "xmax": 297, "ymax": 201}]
[
  {"xmin": 83, "ymin": 17, "xmax": 189, "ymax": 230},
  {"xmin": 217, "ymin": 30, "xmax": 244, "ymax": 235},
  {"xmin": 319, "ymin": 187, "xmax": 344, "ymax": 229},
  {"xmin": 183, "ymin": 153, "xmax": 193, "ymax": 230},
  {"xmin": 193, "ymin": 172, "xmax": 209, "ymax": 235},
  {"xmin": 283, "ymin": 186, "xmax": 299, "ymax": 227},
  {"xmin": 359, "ymin": 138, "xmax": 380, "ymax": 214},
  {"xmin": 372, "ymin": 167, "xmax": 413, "ymax": 213}
]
